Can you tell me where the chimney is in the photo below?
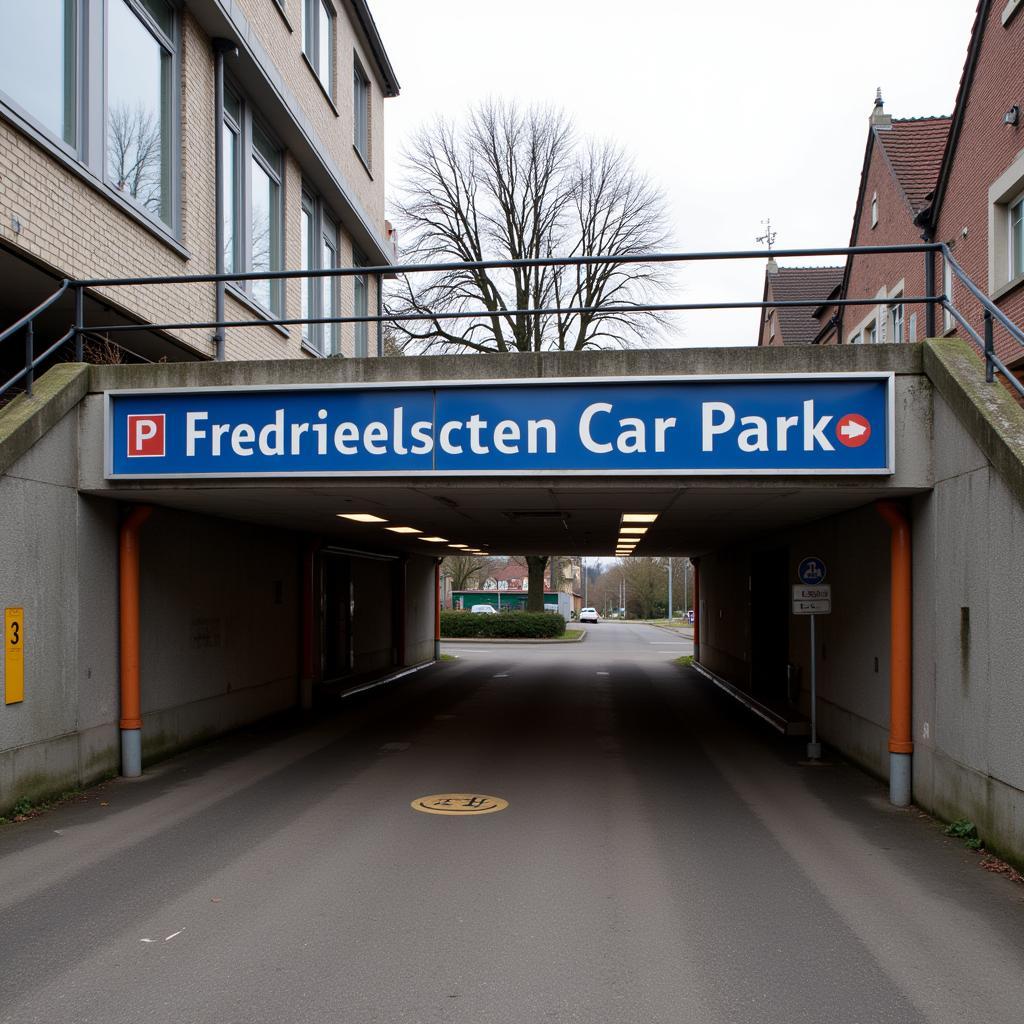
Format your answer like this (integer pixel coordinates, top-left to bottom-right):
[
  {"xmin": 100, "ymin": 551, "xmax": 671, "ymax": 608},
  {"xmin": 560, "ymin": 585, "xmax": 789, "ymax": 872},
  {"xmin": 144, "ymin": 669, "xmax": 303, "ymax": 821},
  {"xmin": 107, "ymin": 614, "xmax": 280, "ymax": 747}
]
[
  {"xmin": 766, "ymin": 257, "xmax": 779, "ymax": 275},
  {"xmin": 871, "ymin": 87, "xmax": 892, "ymax": 130}
]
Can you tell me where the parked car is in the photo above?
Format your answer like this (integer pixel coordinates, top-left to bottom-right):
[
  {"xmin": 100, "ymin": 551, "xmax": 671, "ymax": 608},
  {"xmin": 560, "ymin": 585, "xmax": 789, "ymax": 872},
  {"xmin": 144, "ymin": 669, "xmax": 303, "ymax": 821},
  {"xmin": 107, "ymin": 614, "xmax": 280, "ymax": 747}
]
[
  {"xmin": 470, "ymin": 604, "xmax": 498, "ymax": 614},
  {"xmin": 579, "ymin": 607, "xmax": 599, "ymax": 623}
]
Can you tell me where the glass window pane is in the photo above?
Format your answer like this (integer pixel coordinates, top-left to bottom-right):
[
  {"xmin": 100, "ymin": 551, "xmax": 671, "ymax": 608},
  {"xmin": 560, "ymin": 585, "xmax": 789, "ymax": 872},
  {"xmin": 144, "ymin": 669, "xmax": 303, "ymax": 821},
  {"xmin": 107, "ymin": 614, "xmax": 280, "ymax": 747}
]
[
  {"xmin": 318, "ymin": 1, "xmax": 332, "ymax": 92},
  {"xmin": 0, "ymin": 0, "xmax": 76, "ymax": 144},
  {"xmin": 222, "ymin": 122, "xmax": 238, "ymax": 274},
  {"xmin": 252, "ymin": 123, "xmax": 281, "ymax": 177},
  {"xmin": 140, "ymin": 0, "xmax": 173, "ymax": 38},
  {"xmin": 353, "ymin": 66, "xmax": 368, "ymax": 157},
  {"xmin": 107, "ymin": 0, "xmax": 171, "ymax": 224},
  {"xmin": 225, "ymin": 87, "xmax": 241, "ymax": 126},
  {"xmin": 322, "ymin": 238, "xmax": 338, "ymax": 355},
  {"xmin": 251, "ymin": 156, "xmax": 280, "ymax": 312},
  {"xmin": 301, "ymin": 205, "xmax": 313, "ymax": 344},
  {"xmin": 354, "ymin": 272, "xmax": 368, "ymax": 356},
  {"xmin": 302, "ymin": 0, "xmax": 314, "ymax": 59}
]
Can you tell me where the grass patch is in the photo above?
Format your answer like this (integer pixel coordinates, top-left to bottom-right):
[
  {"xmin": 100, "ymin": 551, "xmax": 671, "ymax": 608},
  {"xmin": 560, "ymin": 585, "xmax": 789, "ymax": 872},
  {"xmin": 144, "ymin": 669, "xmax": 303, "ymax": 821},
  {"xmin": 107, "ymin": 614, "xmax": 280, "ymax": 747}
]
[
  {"xmin": 439, "ymin": 653, "xmax": 458, "ymax": 661},
  {"xmin": 561, "ymin": 628, "xmax": 584, "ymax": 640},
  {"xmin": 945, "ymin": 818, "xmax": 983, "ymax": 850},
  {"xmin": 675, "ymin": 655, "xmax": 694, "ymax": 667}
]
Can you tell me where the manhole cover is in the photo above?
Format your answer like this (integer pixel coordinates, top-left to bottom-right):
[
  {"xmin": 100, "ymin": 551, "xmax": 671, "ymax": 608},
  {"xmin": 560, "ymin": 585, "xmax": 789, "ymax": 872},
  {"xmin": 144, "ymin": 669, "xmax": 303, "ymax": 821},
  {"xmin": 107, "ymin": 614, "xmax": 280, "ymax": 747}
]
[{"xmin": 411, "ymin": 793, "xmax": 508, "ymax": 816}]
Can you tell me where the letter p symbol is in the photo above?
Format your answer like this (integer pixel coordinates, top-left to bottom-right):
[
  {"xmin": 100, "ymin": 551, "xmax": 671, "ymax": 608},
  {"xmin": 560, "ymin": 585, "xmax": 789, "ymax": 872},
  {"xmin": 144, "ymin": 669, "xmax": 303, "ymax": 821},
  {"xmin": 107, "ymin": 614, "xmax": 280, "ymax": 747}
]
[{"xmin": 127, "ymin": 414, "xmax": 165, "ymax": 457}]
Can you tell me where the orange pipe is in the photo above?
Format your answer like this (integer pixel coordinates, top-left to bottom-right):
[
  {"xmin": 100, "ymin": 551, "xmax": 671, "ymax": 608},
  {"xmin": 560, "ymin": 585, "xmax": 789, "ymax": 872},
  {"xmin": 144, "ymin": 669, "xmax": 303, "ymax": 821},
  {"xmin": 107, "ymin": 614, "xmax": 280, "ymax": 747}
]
[
  {"xmin": 119, "ymin": 505, "xmax": 152, "ymax": 731},
  {"xmin": 877, "ymin": 501, "xmax": 913, "ymax": 756},
  {"xmin": 691, "ymin": 558, "xmax": 700, "ymax": 660}
]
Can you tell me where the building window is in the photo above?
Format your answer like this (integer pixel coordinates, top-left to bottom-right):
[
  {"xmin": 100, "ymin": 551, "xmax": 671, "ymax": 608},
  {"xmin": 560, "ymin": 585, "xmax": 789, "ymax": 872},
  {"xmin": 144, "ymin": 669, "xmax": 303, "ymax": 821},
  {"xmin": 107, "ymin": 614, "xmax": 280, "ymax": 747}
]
[
  {"xmin": 225, "ymin": 86, "xmax": 283, "ymax": 316},
  {"xmin": 864, "ymin": 321, "xmax": 876, "ymax": 345},
  {"xmin": 353, "ymin": 56, "xmax": 370, "ymax": 164},
  {"xmin": 353, "ymin": 249, "xmax": 369, "ymax": 357},
  {"xmin": 909, "ymin": 312, "xmax": 918, "ymax": 343},
  {"xmin": 0, "ymin": 1, "xmax": 77, "ymax": 147},
  {"xmin": 106, "ymin": 0, "xmax": 175, "ymax": 228},
  {"xmin": 767, "ymin": 312, "xmax": 775, "ymax": 340},
  {"xmin": 223, "ymin": 90, "xmax": 241, "ymax": 275},
  {"xmin": 301, "ymin": 190, "xmax": 342, "ymax": 355},
  {"xmin": 1010, "ymin": 194, "xmax": 1024, "ymax": 279},
  {"xmin": 871, "ymin": 191, "xmax": 878, "ymax": 228},
  {"xmin": 302, "ymin": 0, "xmax": 334, "ymax": 97},
  {"xmin": 850, "ymin": 331, "xmax": 863, "ymax": 345},
  {"xmin": 890, "ymin": 299, "xmax": 904, "ymax": 343}
]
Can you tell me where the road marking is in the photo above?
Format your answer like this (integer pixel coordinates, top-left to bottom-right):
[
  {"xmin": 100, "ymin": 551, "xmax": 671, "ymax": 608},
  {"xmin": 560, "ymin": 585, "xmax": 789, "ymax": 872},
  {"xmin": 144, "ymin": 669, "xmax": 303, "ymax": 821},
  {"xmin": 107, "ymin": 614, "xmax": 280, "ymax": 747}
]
[
  {"xmin": 596, "ymin": 671, "xmax": 609, "ymax": 675},
  {"xmin": 493, "ymin": 673, "xmax": 509, "ymax": 678},
  {"xmin": 165, "ymin": 930, "xmax": 183, "ymax": 941},
  {"xmin": 412, "ymin": 793, "xmax": 509, "ymax": 816}
]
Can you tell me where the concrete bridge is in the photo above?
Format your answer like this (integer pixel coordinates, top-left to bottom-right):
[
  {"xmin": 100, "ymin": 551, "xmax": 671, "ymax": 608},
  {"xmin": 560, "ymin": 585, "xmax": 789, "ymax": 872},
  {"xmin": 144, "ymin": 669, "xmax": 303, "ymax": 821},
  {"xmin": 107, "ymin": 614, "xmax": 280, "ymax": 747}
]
[{"xmin": 2, "ymin": 339, "xmax": 1023, "ymax": 865}]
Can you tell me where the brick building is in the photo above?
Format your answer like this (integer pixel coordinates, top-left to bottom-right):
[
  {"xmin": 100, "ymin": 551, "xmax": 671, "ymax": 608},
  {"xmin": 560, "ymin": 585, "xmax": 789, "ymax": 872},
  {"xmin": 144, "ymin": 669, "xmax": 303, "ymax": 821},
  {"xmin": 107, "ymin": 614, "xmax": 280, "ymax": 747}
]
[
  {"xmin": 760, "ymin": 0, "xmax": 1024, "ymax": 373},
  {"xmin": 757, "ymin": 261, "xmax": 843, "ymax": 347},
  {"xmin": 0, "ymin": 1, "xmax": 399, "ymax": 373}
]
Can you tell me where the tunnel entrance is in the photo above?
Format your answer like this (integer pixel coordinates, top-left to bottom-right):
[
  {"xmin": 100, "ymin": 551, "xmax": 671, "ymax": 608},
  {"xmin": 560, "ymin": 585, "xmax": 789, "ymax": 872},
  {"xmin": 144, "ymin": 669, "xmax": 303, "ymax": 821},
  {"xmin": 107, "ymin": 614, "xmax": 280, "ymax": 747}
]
[{"xmin": 749, "ymin": 547, "xmax": 791, "ymax": 710}]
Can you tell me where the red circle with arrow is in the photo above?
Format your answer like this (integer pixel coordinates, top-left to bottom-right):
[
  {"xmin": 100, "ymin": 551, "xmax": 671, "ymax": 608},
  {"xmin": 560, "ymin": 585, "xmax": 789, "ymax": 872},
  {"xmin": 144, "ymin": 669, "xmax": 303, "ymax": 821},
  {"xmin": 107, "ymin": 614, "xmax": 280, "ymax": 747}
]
[{"xmin": 836, "ymin": 413, "xmax": 871, "ymax": 447}]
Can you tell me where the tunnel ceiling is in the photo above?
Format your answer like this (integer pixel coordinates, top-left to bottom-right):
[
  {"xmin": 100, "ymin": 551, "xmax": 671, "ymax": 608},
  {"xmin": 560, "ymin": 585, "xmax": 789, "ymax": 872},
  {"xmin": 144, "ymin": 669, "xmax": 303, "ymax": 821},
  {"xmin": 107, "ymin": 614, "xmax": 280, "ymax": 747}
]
[{"xmin": 85, "ymin": 478, "xmax": 924, "ymax": 558}]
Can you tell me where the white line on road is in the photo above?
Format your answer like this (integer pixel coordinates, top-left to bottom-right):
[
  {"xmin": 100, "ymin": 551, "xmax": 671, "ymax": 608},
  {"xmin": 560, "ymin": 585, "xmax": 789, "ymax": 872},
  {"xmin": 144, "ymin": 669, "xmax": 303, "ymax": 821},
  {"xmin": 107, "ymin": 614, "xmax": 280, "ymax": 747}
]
[{"xmin": 165, "ymin": 930, "xmax": 183, "ymax": 941}]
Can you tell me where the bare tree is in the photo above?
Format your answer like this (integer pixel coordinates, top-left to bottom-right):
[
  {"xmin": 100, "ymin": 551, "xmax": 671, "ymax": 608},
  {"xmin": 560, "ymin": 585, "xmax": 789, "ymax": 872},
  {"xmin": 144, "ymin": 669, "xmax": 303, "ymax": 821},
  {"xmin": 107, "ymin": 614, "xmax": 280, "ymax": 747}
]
[
  {"xmin": 388, "ymin": 100, "xmax": 674, "ymax": 354},
  {"xmin": 107, "ymin": 104, "xmax": 163, "ymax": 215},
  {"xmin": 442, "ymin": 554, "xmax": 494, "ymax": 591}
]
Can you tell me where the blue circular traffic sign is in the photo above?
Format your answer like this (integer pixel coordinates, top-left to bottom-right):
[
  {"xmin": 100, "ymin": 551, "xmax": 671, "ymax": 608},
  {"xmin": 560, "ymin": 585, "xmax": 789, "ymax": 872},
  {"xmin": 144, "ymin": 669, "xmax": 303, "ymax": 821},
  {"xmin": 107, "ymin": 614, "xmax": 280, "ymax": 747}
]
[{"xmin": 797, "ymin": 557, "xmax": 827, "ymax": 585}]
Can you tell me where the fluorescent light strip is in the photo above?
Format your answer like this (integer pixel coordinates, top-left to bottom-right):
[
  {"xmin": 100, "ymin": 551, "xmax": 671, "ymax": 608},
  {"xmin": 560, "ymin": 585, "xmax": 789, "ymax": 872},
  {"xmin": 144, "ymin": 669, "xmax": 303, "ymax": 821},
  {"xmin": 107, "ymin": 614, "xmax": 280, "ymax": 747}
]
[
  {"xmin": 421, "ymin": 536, "xmax": 448, "ymax": 543},
  {"xmin": 622, "ymin": 513, "xmax": 659, "ymax": 523},
  {"xmin": 338, "ymin": 513, "xmax": 388, "ymax": 523},
  {"xmin": 385, "ymin": 526, "xmax": 422, "ymax": 534},
  {"xmin": 620, "ymin": 527, "xmax": 648, "ymax": 535}
]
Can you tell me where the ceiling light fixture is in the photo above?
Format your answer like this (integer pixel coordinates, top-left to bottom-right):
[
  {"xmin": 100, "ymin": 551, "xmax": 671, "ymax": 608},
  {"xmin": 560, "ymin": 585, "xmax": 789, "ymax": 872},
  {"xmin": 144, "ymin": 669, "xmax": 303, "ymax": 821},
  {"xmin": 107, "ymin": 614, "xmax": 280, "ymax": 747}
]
[
  {"xmin": 450, "ymin": 544, "xmax": 469, "ymax": 549},
  {"xmin": 619, "ymin": 526, "xmax": 648, "ymax": 535},
  {"xmin": 621, "ymin": 513, "xmax": 659, "ymax": 523},
  {"xmin": 421, "ymin": 536, "xmax": 449, "ymax": 543},
  {"xmin": 338, "ymin": 513, "xmax": 388, "ymax": 523},
  {"xmin": 385, "ymin": 526, "xmax": 422, "ymax": 534}
]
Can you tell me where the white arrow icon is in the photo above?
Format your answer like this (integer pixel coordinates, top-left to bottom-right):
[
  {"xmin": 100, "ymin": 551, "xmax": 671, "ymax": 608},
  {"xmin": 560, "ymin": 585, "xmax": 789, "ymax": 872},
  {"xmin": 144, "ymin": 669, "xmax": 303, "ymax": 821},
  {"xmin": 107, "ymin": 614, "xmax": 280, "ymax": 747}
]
[{"xmin": 839, "ymin": 420, "xmax": 868, "ymax": 440}]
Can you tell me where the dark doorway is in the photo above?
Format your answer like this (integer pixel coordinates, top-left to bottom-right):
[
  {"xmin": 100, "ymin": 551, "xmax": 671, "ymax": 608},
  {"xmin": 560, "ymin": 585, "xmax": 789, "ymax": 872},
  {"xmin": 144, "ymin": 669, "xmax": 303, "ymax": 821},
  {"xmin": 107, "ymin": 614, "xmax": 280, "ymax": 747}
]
[{"xmin": 749, "ymin": 547, "xmax": 790, "ymax": 708}]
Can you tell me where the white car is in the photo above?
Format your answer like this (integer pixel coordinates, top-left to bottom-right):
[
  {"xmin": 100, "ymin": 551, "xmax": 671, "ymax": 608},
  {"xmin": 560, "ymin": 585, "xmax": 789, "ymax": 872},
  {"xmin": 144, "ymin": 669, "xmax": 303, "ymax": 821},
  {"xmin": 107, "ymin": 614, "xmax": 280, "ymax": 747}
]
[
  {"xmin": 470, "ymin": 604, "xmax": 498, "ymax": 614},
  {"xmin": 579, "ymin": 607, "xmax": 599, "ymax": 623}
]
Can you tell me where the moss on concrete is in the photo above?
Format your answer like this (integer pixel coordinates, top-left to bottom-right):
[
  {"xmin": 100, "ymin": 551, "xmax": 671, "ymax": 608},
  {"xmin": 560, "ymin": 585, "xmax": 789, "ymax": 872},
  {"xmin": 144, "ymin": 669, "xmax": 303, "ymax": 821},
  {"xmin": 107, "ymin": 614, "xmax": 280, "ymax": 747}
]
[{"xmin": 923, "ymin": 339, "xmax": 1024, "ymax": 507}]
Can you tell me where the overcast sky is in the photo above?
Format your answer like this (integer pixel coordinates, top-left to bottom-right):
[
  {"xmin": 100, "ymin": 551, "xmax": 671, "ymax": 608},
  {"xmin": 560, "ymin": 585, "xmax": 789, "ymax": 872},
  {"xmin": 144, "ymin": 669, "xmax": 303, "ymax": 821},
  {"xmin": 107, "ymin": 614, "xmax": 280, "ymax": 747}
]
[{"xmin": 372, "ymin": 0, "xmax": 977, "ymax": 347}]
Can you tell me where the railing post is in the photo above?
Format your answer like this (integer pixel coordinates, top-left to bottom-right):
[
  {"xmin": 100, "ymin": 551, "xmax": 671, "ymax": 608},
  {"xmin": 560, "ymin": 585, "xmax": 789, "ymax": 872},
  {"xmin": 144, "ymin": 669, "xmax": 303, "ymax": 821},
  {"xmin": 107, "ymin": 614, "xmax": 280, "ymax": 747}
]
[
  {"xmin": 74, "ymin": 286, "xmax": 84, "ymax": 361},
  {"xmin": 24, "ymin": 321, "xmax": 34, "ymax": 397},
  {"xmin": 376, "ymin": 272, "xmax": 384, "ymax": 357},
  {"xmin": 984, "ymin": 310, "xmax": 994, "ymax": 384},
  {"xmin": 924, "ymin": 250, "xmax": 936, "ymax": 338}
]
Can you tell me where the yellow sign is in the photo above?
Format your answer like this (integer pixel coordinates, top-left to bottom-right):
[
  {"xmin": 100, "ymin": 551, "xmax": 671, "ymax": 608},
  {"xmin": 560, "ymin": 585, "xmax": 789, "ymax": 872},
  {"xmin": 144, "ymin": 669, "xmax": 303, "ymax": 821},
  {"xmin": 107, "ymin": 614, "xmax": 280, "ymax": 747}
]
[
  {"xmin": 411, "ymin": 793, "xmax": 508, "ymax": 816},
  {"xmin": 5, "ymin": 607, "xmax": 24, "ymax": 705}
]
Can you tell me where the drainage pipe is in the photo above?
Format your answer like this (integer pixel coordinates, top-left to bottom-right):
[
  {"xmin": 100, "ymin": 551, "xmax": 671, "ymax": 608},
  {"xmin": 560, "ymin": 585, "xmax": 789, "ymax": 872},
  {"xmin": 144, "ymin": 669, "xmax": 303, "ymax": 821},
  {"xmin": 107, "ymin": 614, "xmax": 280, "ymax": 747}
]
[
  {"xmin": 212, "ymin": 38, "xmax": 237, "ymax": 361},
  {"xmin": 691, "ymin": 558, "xmax": 700, "ymax": 663},
  {"xmin": 877, "ymin": 500, "xmax": 913, "ymax": 806},
  {"xmin": 119, "ymin": 505, "xmax": 152, "ymax": 777}
]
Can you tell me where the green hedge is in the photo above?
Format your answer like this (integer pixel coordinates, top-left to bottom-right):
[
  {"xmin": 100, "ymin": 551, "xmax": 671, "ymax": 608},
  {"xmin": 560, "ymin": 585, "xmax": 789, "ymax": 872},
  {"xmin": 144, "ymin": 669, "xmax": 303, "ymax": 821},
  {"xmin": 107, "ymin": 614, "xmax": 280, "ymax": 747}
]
[{"xmin": 441, "ymin": 610, "xmax": 566, "ymax": 639}]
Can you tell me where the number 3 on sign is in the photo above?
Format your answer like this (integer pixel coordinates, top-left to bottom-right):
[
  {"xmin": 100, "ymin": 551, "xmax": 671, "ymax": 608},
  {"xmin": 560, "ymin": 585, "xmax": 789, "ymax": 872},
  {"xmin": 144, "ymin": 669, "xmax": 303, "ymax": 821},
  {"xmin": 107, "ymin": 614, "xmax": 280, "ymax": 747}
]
[{"xmin": 5, "ymin": 607, "xmax": 24, "ymax": 704}]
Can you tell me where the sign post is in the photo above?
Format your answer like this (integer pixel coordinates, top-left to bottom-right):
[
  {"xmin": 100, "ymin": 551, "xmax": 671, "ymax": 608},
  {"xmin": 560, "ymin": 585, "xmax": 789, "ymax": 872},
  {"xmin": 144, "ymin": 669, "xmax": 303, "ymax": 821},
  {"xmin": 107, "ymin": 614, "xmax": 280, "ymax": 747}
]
[{"xmin": 794, "ymin": 558, "xmax": 830, "ymax": 760}]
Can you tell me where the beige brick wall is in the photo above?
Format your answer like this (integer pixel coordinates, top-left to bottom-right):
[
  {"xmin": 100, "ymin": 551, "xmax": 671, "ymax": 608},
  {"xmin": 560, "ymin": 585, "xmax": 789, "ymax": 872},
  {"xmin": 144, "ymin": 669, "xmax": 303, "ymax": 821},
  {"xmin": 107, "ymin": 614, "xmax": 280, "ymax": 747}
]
[{"xmin": 0, "ymin": 3, "xmax": 390, "ymax": 363}]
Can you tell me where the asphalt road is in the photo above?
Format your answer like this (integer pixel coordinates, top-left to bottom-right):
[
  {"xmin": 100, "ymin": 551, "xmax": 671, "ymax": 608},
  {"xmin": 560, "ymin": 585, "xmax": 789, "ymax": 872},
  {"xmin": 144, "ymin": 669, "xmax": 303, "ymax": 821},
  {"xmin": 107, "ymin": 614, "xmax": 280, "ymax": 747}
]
[{"xmin": 1, "ymin": 621, "xmax": 1022, "ymax": 1023}]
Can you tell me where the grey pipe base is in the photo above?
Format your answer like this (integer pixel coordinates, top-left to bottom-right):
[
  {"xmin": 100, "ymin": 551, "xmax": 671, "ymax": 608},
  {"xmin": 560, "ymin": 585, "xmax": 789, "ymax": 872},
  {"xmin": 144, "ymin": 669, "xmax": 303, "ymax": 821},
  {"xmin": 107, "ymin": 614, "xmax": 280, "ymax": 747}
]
[
  {"xmin": 121, "ymin": 729, "xmax": 142, "ymax": 778},
  {"xmin": 889, "ymin": 752, "xmax": 912, "ymax": 806},
  {"xmin": 434, "ymin": 639, "xmax": 442, "ymax": 660}
]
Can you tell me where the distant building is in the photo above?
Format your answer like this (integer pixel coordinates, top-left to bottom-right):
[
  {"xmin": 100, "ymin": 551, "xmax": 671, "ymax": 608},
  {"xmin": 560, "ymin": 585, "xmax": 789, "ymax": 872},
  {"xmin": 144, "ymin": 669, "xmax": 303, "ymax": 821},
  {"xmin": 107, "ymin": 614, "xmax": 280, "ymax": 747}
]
[{"xmin": 757, "ymin": 261, "xmax": 844, "ymax": 347}]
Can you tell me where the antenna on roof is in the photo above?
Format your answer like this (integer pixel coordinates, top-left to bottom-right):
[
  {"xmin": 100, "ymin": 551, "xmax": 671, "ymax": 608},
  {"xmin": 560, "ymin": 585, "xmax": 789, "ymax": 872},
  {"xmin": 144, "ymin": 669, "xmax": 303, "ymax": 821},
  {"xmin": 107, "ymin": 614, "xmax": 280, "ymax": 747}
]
[{"xmin": 756, "ymin": 217, "xmax": 777, "ymax": 252}]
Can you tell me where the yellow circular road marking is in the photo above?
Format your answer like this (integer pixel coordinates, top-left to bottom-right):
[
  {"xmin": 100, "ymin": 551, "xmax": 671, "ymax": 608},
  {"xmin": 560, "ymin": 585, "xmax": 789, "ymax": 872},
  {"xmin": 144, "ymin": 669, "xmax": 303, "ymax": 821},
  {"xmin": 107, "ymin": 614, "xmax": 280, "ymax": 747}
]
[{"xmin": 411, "ymin": 793, "xmax": 509, "ymax": 816}]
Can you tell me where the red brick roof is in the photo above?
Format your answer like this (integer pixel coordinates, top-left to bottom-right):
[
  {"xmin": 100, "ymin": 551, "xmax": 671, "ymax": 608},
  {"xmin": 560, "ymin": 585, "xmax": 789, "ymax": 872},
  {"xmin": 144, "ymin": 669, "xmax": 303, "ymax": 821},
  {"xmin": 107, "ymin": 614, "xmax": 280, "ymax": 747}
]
[
  {"xmin": 876, "ymin": 117, "xmax": 952, "ymax": 215},
  {"xmin": 767, "ymin": 266, "xmax": 845, "ymax": 345}
]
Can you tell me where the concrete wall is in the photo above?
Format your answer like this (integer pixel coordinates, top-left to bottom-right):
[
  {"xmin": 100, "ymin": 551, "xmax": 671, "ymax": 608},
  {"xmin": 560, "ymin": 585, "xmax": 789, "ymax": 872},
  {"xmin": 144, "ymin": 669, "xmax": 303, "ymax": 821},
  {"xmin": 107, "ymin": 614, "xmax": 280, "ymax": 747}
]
[
  {"xmin": 697, "ymin": 340, "xmax": 1024, "ymax": 864},
  {"xmin": 406, "ymin": 556, "xmax": 438, "ymax": 666},
  {"xmin": 0, "ymin": 373, "xmax": 308, "ymax": 811}
]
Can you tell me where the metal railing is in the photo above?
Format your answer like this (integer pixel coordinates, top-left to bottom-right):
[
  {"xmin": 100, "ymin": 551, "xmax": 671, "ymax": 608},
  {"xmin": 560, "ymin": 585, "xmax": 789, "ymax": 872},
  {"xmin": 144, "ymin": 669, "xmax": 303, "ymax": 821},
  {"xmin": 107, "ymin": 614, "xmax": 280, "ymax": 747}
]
[{"xmin": 2, "ymin": 243, "xmax": 1023, "ymax": 403}]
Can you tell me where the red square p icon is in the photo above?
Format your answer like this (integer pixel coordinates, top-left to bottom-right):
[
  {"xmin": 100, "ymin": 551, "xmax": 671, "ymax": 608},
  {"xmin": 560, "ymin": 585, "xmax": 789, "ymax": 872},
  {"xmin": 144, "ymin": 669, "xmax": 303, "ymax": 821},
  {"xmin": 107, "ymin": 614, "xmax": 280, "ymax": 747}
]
[{"xmin": 127, "ymin": 414, "xmax": 165, "ymax": 457}]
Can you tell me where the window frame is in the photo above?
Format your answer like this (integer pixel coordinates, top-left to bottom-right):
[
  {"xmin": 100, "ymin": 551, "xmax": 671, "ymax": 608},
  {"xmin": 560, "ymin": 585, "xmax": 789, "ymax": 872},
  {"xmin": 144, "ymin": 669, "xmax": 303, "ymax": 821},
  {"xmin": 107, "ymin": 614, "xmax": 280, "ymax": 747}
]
[
  {"xmin": 302, "ymin": 0, "xmax": 335, "ymax": 100},
  {"xmin": 104, "ymin": 0, "xmax": 179, "ymax": 231},
  {"xmin": 353, "ymin": 247, "xmax": 369, "ymax": 357},
  {"xmin": 224, "ymin": 81, "xmax": 286, "ymax": 319},
  {"xmin": 943, "ymin": 256, "xmax": 955, "ymax": 333},
  {"xmin": 870, "ymin": 191, "xmax": 878, "ymax": 229},
  {"xmin": 300, "ymin": 187, "xmax": 343, "ymax": 357},
  {"xmin": 0, "ymin": 0, "xmax": 185, "ymax": 247},
  {"xmin": 353, "ymin": 54, "xmax": 370, "ymax": 167},
  {"xmin": 1009, "ymin": 191, "xmax": 1024, "ymax": 280}
]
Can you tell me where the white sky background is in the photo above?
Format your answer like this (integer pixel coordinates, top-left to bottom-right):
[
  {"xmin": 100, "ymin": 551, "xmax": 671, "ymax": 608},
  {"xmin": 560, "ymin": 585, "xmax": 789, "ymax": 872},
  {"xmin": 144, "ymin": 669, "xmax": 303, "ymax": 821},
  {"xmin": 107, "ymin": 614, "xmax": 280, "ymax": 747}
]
[{"xmin": 372, "ymin": 0, "xmax": 977, "ymax": 347}]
